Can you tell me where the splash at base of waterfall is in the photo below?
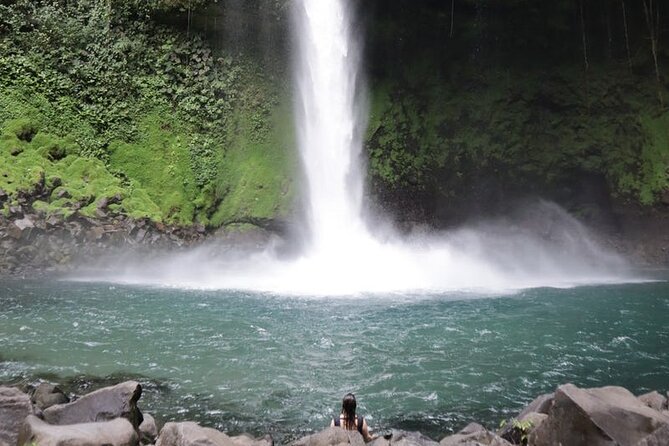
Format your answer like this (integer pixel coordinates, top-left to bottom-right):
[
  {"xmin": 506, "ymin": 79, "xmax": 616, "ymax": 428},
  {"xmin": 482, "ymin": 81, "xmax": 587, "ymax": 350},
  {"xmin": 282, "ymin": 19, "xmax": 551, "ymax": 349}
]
[{"xmin": 71, "ymin": 202, "xmax": 639, "ymax": 296}]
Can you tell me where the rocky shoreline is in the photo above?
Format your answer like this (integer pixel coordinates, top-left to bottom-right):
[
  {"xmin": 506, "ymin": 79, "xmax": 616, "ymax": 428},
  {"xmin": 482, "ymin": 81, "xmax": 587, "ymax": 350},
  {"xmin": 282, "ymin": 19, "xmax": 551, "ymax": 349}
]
[
  {"xmin": 0, "ymin": 206, "xmax": 280, "ymax": 278},
  {"xmin": 1, "ymin": 196, "xmax": 668, "ymax": 279},
  {"xmin": 1, "ymin": 380, "xmax": 668, "ymax": 446}
]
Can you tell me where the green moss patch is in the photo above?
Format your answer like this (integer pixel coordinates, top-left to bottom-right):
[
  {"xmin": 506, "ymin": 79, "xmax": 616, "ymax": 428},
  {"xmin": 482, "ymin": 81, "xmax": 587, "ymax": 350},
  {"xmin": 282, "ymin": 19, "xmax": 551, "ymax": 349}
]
[
  {"xmin": 211, "ymin": 97, "xmax": 296, "ymax": 227},
  {"xmin": 109, "ymin": 112, "xmax": 199, "ymax": 225},
  {"xmin": 0, "ymin": 119, "xmax": 165, "ymax": 222}
]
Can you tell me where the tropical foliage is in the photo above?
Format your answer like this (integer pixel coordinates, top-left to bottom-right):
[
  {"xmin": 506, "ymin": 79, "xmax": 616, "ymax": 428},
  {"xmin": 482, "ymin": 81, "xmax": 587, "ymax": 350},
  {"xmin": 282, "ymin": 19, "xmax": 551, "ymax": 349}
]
[{"xmin": 0, "ymin": 0, "xmax": 294, "ymax": 226}]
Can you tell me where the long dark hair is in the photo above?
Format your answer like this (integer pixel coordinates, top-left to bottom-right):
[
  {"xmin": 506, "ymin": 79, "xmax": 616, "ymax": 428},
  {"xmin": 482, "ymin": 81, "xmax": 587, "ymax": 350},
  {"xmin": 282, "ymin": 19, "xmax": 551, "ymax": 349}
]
[{"xmin": 341, "ymin": 393, "xmax": 357, "ymax": 430}]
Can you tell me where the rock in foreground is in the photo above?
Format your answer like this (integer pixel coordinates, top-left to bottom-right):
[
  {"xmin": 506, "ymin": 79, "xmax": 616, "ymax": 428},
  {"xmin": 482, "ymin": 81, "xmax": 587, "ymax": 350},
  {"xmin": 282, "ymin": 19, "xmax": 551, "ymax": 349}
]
[
  {"xmin": 439, "ymin": 422, "xmax": 512, "ymax": 446},
  {"xmin": 370, "ymin": 430, "xmax": 440, "ymax": 446},
  {"xmin": 291, "ymin": 427, "xmax": 365, "ymax": 446},
  {"xmin": 42, "ymin": 380, "xmax": 143, "ymax": 429},
  {"xmin": 139, "ymin": 412, "xmax": 159, "ymax": 444},
  {"xmin": 31, "ymin": 383, "xmax": 70, "ymax": 410},
  {"xmin": 156, "ymin": 421, "xmax": 273, "ymax": 446},
  {"xmin": 529, "ymin": 384, "xmax": 669, "ymax": 446},
  {"xmin": 0, "ymin": 386, "xmax": 33, "ymax": 446},
  {"xmin": 18, "ymin": 414, "xmax": 138, "ymax": 446}
]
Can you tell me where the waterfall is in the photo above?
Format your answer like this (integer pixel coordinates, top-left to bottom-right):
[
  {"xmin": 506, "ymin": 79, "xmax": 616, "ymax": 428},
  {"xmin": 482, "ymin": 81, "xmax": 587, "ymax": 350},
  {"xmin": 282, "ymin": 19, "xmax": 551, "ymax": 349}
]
[
  {"xmin": 293, "ymin": 0, "xmax": 368, "ymax": 254},
  {"xmin": 76, "ymin": 0, "xmax": 637, "ymax": 295}
]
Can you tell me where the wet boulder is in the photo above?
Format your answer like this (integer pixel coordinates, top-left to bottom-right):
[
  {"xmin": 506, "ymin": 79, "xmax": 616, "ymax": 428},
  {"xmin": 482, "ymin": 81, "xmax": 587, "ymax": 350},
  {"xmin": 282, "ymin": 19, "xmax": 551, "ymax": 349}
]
[
  {"xmin": 139, "ymin": 412, "xmax": 159, "ymax": 445},
  {"xmin": 0, "ymin": 386, "xmax": 33, "ymax": 446},
  {"xmin": 638, "ymin": 391, "xmax": 667, "ymax": 412},
  {"xmin": 31, "ymin": 383, "xmax": 70, "ymax": 410},
  {"xmin": 529, "ymin": 383, "xmax": 669, "ymax": 446},
  {"xmin": 156, "ymin": 421, "xmax": 236, "ymax": 446},
  {"xmin": 43, "ymin": 380, "xmax": 143, "ymax": 429},
  {"xmin": 292, "ymin": 427, "xmax": 365, "ymax": 446},
  {"xmin": 18, "ymin": 414, "xmax": 138, "ymax": 446}
]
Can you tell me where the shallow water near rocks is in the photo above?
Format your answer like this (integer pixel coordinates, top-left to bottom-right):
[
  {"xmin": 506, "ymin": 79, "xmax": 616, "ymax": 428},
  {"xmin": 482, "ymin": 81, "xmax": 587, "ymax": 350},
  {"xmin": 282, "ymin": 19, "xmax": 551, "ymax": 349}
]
[{"xmin": 1, "ymin": 279, "xmax": 668, "ymax": 442}]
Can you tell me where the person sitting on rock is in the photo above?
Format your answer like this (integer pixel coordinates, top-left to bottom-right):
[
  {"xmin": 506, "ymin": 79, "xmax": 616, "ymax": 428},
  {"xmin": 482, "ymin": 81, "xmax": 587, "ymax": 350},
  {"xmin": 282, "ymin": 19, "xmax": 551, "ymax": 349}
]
[{"xmin": 330, "ymin": 393, "xmax": 374, "ymax": 442}]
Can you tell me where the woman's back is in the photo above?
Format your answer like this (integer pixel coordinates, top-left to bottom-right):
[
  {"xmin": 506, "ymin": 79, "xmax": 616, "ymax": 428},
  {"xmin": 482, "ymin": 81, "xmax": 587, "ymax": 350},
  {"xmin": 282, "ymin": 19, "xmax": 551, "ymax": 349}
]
[
  {"xmin": 333, "ymin": 414, "xmax": 364, "ymax": 434},
  {"xmin": 330, "ymin": 393, "xmax": 373, "ymax": 442}
]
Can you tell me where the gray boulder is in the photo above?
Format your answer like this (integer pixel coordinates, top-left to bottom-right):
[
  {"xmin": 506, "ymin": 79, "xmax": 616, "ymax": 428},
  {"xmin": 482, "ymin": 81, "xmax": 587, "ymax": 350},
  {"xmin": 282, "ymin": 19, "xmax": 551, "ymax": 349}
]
[
  {"xmin": 638, "ymin": 391, "xmax": 667, "ymax": 412},
  {"xmin": 518, "ymin": 411, "xmax": 547, "ymax": 429},
  {"xmin": 634, "ymin": 424, "xmax": 669, "ymax": 446},
  {"xmin": 530, "ymin": 383, "xmax": 669, "ymax": 446},
  {"xmin": 379, "ymin": 430, "xmax": 439, "ymax": 446},
  {"xmin": 15, "ymin": 216, "xmax": 35, "ymax": 230},
  {"xmin": 440, "ymin": 423, "xmax": 512, "ymax": 446},
  {"xmin": 292, "ymin": 427, "xmax": 365, "ymax": 446},
  {"xmin": 140, "ymin": 413, "xmax": 159, "ymax": 444},
  {"xmin": 367, "ymin": 435, "xmax": 391, "ymax": 446},
  {"xmin": 0, "ymin": 386, "xmax": 33, "ymax": 446},
  {"xmin": 43, "ymin": 380, "xmax": 143, "ymax": 429},
  {"xmin": 231, "ymin": 433, "xmax": 273, "ymax": 446},
  {"xmin": 31, "ymin": 383, "xmax": 70, "ymax": 410},
  {"xmin": 517, "ymin": 392, "xmax": 554, "ymax": 419},
  {"xmin": 18, "ymin": 414, "xmax": 138, "ymax": 446},
  {"xmin": 156, "ymin": 421, "xmax": 235, "ymax": 446}
]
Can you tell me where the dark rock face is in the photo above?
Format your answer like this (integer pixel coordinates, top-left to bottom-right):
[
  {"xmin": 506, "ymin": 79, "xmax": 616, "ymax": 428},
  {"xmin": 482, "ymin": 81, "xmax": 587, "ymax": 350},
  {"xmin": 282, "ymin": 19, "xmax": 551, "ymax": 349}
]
[
  {"xmin": 0, "ymin": 386, "xmax": 33, "ymax": 446},
  {"xmin": 42, "ymin": 380, "xmax": 143, "ymax": 429},
  {"xmin": 291, "ymin": 427, "xmax": 366, "ymax": 446},
  {"xmin": 31, "ymin": 383, "xmax": 70, "ymax": 410},
  {"xmin": 661, "ymin": 190, "xmax": 669, "ymax": 206},
  {"xmin": 0, "ymin": 209, "xmax": 210, "ymax": 277},
  {"xmin": 0, "ymin": 205, "xmax": 292, "ymax": 278},
  {"xmin": 18, "ymin": 414, "xmax": 138, "ymax": 446},
  {"xmin": 529, "ymin": 384, "xmax": 669, "ymax": 446}
]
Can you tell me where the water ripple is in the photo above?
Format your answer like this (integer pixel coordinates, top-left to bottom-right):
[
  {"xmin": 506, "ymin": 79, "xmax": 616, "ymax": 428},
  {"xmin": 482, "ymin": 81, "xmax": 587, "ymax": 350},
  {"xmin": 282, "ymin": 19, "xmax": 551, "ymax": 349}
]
[{"xmin": 0, "ymin": 280, "xmax": 668, "ymax": 442}]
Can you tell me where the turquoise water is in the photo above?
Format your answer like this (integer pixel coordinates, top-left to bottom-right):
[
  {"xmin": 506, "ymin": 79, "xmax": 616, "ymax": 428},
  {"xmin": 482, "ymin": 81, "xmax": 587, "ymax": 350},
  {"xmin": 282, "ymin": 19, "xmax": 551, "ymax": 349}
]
[{"xmin": 1, "ymin": 279, "xmax": 668, "ymax": 442}]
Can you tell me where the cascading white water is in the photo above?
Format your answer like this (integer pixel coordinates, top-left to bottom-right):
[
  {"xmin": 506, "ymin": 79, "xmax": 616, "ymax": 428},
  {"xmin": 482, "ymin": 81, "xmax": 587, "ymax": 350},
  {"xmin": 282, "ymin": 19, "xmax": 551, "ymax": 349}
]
[
  {"xmin": 285, "ymin": 0, "xmax": 630, "ymax": 293},
  {"xmin": 74, "ymin": 0, "xmax": 639, "ymax": 295},
  {"xmin": 293, "ymin": 0, "xmax": 367, "ymax": 254}
]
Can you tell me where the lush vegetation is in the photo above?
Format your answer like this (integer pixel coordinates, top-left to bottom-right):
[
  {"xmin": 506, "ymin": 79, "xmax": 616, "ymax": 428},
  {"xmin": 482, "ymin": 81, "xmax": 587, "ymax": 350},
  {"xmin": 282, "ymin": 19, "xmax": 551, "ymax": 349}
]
[
  {"xmin": 367, "ymin": 66, "xmax": 669, "ymax": 211},
  {"xmin": 364, "ymin": 0, "xmax": 669, "ymax": 219},
  {"xmin": 0, "ymin": 0, "xmax": 294, "ymax": 227},
  {"xmin": 0, "ymin": 0, "xmax": 667, "ymax": 231}
]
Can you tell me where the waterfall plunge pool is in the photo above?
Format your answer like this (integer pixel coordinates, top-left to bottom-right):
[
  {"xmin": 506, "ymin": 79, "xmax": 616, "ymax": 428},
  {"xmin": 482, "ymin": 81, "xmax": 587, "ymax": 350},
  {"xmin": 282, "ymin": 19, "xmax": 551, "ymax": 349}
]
[{"xmin": 1, "ymin": 279, "xmax": 668, "ymax": 442}]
